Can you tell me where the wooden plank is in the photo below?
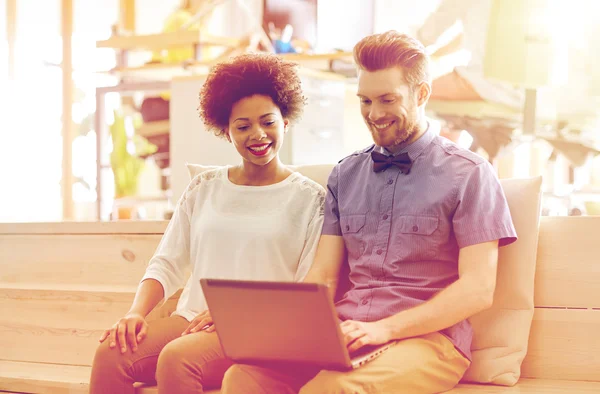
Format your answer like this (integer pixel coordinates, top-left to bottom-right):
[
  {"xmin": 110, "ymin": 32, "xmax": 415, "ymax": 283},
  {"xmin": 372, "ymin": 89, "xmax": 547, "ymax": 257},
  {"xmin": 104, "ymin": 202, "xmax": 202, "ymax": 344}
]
[
  {"xmin": 106, "ymin": 57, "xmax": 348, "ymax": 83},
  {"xmin": 107, "ymin": 62, "xmax": 210, "ymax": 82},
  {"xmin": 6, "ymin": 0, "xmax": 16, "ymax": 80},
  {"xmin": 0, "ymin": 287, "xmax": 179, "ymax": 365},
  {"xmin": 451, "ymin": 378, "xmax": 600, "ymax": 393},
  {"xmin": 0, "ymin": 221, "xmax": 168, "ymax": 235},
  {"xmin": 61, "ymin": 0, "xmax": 74, "ymax": 220},
  {"xmin": 0, "ymin": 362, "xmax": 218, "ymax": 394},
  {"xmin": 96, "ymin": 31, "xmax": 239, "ymax": 50},
  {"xmin": 521, "ymin": 308, "xmax": 600, "ymax": 381},
  {"xmin": 0, "ymin": 361, "xmax": 90, "ymax": 394},
  {"xmin": 2, "ymin": 363, "xmax": 600, "ymax": 394},
  {"xmin": 280, "ymin": 51, "xmax": 353, "ymax": 62},
  {"xmin": 0, "ymin": 234, "xmax": 162, "ymax": 287},
  {"xmin": 534, "ymin": 216, "xmax": 600, "ymax": 308},
  {"xmin": 120, "ymin": 0, "xmax": 135, "ymax": 32}
]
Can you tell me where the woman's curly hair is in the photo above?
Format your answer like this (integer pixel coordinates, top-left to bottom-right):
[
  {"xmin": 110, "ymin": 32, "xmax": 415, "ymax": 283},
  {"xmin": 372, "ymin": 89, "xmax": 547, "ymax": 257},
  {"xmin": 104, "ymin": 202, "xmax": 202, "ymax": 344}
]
[{"xmin": 198, "ymin": 53, "xmax": 306, "ymax": 139}]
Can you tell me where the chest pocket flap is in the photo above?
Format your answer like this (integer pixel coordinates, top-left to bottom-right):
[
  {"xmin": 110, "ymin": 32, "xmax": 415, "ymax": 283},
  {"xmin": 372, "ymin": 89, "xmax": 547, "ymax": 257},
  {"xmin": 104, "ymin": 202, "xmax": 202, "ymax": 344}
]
[
  {"xmin": 398, "ymin": 215, "xmax": 439, "ymax": 235},
  {"xmin": 340, "ymin": 215, "xmax": 366, "ymax": 234}
]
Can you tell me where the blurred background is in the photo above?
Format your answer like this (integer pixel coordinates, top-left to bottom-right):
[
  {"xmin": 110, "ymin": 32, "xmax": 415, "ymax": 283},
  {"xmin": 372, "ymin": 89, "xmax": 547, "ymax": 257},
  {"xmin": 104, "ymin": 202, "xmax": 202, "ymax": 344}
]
[{"xmin": 0, "ymin": 0, "xmax": 599, "ymax": 222}]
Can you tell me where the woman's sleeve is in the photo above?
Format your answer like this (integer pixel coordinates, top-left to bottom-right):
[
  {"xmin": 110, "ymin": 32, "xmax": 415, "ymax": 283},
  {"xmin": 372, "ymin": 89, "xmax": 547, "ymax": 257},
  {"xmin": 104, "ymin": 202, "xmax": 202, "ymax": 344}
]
[
  {"xmin": 140, "ymin": 179, "xmax": 198, "ymax": 304},
  {"xmin": 294, "ymin": 190, "xmax": 325, "ymax": 282}
]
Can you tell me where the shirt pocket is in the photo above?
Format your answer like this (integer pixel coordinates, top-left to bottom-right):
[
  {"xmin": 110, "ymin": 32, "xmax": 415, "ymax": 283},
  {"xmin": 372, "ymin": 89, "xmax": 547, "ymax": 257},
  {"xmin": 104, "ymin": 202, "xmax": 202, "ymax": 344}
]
[
  {"xmin": 398, "ymin": 215, "xmax": 439, "ymax": 235},
  {"xmin": 340, "ymin": 214, "xmax": 366, "ymax": 259},
  {"xmin": 397, "ymin": 215, "xmax": 440, "ymax": 259}
]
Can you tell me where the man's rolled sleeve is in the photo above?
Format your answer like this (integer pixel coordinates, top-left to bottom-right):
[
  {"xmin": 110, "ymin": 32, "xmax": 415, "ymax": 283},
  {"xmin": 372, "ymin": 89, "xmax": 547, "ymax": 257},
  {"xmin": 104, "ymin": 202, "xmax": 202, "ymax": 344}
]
[
  {"xmin": 322, "ymin": 165, "xmax": 342, "ymax": 236},
  {"xmin": 453, "ymin": 161, "xmax": 517, "ymax": 249}
]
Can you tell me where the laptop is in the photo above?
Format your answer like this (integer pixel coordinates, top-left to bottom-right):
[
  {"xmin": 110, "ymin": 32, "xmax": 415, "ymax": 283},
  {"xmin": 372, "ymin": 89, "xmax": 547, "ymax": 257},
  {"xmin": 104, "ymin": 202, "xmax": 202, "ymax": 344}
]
[{"xmin": 199, "ymin": 278, "xmax": 395, "ymax": 370}]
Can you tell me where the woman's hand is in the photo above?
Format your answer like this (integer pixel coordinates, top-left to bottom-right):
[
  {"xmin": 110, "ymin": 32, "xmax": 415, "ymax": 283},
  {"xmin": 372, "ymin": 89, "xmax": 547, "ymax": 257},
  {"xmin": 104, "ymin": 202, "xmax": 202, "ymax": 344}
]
[
  {"xmin": 182, "ymin": 310, "xmax": 215, "ymax": 335},
  {"xmin": 99, "ymin": 312, "xmax": 148, "ymax": 354}
]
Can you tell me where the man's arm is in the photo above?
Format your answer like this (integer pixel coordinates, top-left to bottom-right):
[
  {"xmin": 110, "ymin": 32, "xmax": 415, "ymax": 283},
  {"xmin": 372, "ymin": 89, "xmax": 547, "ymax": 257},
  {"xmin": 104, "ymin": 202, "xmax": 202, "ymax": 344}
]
[
  {"xmin": 303, "ymin": 235, "xmax": 346, "ymax": 301},
  {"xmin": 343, "ymin": 240, "xmax": 498, "ymax": 351},
  {"xmin": 383, "ymin": 240, "xmax": 498, "ymax": 338}
]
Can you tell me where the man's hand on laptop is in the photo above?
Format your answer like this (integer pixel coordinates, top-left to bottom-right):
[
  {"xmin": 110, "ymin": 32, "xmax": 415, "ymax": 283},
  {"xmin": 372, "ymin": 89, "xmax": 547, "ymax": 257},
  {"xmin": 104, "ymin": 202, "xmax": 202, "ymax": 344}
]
[
  {"xmin": 181, "ymin": 310, "xmax": 215, "ymax": 335},
  {"xmin": 341, "ymin": 320, "xmax": 391, "ymax": 353}
]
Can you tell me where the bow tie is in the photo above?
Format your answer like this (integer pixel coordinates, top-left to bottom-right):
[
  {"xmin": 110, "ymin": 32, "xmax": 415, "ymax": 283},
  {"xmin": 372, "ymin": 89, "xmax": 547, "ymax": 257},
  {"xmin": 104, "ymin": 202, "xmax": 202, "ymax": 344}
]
[{"xmin": 371, "ymin": 151, "xmax": 412, "ymax": 174}]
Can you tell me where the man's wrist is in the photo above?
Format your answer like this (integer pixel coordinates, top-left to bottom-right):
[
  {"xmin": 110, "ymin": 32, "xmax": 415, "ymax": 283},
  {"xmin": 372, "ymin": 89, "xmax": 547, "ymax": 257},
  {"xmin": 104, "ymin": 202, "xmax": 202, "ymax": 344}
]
[
  {"xmin": 381, "ymin": 312, "xmax": 410, "ymax": 341},
  {"xmin": 380, "ymin": 315, "xmax": 405, "ymax": 341}
]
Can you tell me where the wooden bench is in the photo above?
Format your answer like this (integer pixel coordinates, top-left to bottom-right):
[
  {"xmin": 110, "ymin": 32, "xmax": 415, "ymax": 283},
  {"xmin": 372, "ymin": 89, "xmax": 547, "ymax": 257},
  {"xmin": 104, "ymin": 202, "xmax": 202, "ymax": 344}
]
[{"xmin": 1, "ymin": 218, "xmax": 599, "ymax": 393}]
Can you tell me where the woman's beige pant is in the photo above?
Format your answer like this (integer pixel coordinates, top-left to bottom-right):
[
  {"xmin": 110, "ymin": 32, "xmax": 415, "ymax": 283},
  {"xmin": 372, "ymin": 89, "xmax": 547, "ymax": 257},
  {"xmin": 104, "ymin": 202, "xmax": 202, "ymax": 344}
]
[{"xmin": 89, "ymin": 315, "xmax": 232, "ymax": 394}]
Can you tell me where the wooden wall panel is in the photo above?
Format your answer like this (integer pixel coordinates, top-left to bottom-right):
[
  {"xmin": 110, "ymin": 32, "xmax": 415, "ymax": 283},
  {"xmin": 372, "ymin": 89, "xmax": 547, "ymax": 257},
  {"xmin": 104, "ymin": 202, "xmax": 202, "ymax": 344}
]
[
  {"xmin": 0, "ymin": 234, "xmax": 162, "ymax": 288},
  {"xmin": 534, "ymin": 217, "xmax": 600, "ymax": 308},
  {"xmin": 521, "ymin": 308, "xmax": 600, "ymax": 381}
]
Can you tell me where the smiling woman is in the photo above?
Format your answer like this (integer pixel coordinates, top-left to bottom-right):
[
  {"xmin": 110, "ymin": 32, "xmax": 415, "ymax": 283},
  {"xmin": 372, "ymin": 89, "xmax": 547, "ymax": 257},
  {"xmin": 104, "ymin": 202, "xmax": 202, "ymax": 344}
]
[{"xmin": 89, "ymin": 53, "xmax": 326, "ymax": 394}]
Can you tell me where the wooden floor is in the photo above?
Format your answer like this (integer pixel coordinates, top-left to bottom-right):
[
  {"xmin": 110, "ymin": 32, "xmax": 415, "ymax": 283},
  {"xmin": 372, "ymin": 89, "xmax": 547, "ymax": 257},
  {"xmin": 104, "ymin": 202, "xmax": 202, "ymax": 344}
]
[{"xmin": 2, "ymin": 359, "xmax": 600, "ymax": 394}]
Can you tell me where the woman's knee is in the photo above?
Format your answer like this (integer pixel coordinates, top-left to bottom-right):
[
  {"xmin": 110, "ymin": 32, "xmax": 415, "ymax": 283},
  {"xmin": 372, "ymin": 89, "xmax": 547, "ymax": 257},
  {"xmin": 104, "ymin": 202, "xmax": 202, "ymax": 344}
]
[
  {"xmin": 90, "ymin": 340, "xmax": 137, "ymax": 393},
  {"xmin": 92, "ymin": 340, "xmax": 127, "ymax": 373},
  {"xmin": 156, "ymin": 340, "xmax": 186, "ymax": 378}
]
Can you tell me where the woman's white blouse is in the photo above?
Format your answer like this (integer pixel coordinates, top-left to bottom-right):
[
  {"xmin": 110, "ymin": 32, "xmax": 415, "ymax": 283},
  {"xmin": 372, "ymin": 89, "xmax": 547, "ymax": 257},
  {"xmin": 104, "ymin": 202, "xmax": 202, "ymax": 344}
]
[{"xmin": 141, "ymin": 166, "xmax": 326, "ymax": 321}]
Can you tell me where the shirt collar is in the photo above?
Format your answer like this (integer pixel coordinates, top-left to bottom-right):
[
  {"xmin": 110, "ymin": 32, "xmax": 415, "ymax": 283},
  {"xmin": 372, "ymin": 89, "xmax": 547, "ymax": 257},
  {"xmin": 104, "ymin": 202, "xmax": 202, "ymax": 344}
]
[{"xmin": 376, "ymin": 119, "xmax": 436, "ymax": 161}]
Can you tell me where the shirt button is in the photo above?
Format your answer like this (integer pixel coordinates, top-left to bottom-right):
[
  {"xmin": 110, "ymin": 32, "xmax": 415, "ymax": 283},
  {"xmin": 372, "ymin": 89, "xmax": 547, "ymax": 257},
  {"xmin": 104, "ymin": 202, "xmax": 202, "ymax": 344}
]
[
  {"xmin": 376, "ymin": 249, "xmax": 383, "ymax": 255},
  {"xmin": 387, "ymin": 179, "xmax": 393, "ymax": 185},
  {"xmin": 362, "ymin": 299, "xmax": 369, "ymax": 305},
  {"xmin": 382, "ymin": 214, "xmax": 389, "ymax": 220},
  {"xmin": 412, "ymin": 225, "xmax": 419, "ymax": 232},
  {"xmin": 345, "ymin": 225, "xmax": 350, "ymax": 231}
]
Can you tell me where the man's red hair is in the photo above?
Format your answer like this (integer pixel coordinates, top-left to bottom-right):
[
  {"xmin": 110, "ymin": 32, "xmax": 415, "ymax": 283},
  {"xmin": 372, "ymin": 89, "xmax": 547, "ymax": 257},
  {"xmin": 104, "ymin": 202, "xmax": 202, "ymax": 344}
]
[{"xmin": 353, "ymin": 31, "xmax": 431, "ymax": 88}]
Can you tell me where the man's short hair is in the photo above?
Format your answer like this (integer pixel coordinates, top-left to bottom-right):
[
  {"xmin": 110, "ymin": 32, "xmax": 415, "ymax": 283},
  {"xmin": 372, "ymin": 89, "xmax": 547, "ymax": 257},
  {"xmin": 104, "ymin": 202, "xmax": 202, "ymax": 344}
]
[{"xmin": 353, "ymin": 31, "xmax": 431, "ymax": 88}]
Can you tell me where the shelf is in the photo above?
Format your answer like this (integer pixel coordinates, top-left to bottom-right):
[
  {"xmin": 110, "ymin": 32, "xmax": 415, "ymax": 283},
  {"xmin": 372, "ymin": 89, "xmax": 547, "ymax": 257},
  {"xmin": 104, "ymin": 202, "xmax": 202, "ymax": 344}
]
[
  {"xmin": 96, "ymin": 30, "xmax": 241, "ymax": 51},
  {"xmin": 101, "ymin": 52, "xmax": 352, "ymax": 82},
  {"xmin": 113, "ymin": 195, "xmax": 170, "ymax": 203},
  {"xmin": 103, "ymin": 62, "xmax": 210, "ymax": 82}
]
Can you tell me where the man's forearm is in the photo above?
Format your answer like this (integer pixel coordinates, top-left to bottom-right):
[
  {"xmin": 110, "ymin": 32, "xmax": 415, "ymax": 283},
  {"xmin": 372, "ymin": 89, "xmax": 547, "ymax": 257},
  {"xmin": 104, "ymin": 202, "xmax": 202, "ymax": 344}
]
[
  {"xmin": 381, "ymin": 277, "xmax": 493, "ymax": 341},
  {"xmin": 304, "ymin": 267, "xmax": 339, "ymax": 301}
]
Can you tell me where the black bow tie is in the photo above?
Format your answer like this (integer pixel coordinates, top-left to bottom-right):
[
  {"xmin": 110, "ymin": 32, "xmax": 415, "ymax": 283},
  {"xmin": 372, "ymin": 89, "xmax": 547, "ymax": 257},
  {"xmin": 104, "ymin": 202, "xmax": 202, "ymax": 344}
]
[{"xmin": 371, "ymin": 151, "xmax": 412, "ymax": 174}]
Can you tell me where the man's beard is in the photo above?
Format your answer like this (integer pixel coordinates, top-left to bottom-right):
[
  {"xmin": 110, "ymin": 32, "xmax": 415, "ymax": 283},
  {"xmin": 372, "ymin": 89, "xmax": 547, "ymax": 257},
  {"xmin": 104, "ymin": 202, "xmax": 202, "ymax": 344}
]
[{"xmin": 371, "ymin": 117, "xmax": 419, "ymax": 149}]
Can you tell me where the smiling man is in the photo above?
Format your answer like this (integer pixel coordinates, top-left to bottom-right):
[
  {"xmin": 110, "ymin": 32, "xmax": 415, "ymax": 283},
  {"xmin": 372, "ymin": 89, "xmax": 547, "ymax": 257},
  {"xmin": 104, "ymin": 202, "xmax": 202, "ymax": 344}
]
[{"xmin": 221, "ymin": 31, "xmax": 518, "ymax": 394}]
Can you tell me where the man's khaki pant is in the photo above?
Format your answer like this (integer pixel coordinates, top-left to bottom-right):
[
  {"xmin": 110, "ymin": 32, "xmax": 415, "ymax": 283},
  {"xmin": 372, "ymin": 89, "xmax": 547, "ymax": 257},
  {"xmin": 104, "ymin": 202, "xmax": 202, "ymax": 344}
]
[
  {"xmin": 89, "ymin": 315, "xmax": 232, "ymax": 394},
  {"xmin": 222, "ymin": 332, "xmax": 470, "ymax": 394}
]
